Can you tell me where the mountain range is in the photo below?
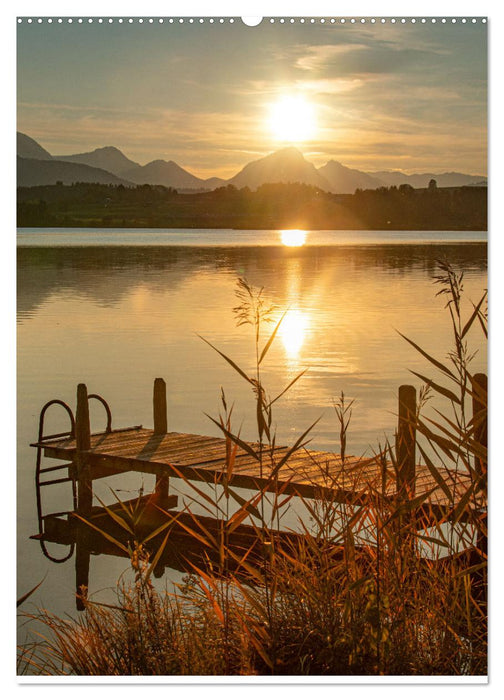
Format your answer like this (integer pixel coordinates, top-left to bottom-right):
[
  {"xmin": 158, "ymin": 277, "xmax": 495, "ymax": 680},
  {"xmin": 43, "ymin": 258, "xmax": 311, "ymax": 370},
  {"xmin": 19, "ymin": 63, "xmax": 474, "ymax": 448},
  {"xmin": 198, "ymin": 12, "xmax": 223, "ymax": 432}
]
[{"xmin": 17, "ymin": 132, "xmax": 487, "ymax": 194}]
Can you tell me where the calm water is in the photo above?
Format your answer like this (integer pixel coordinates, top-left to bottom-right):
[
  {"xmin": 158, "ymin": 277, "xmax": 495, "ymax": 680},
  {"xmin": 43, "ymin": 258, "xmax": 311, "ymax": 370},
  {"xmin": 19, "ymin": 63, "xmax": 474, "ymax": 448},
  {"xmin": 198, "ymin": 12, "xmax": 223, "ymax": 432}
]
[{"xmin": 17, "ymin": 228, "xmax": 487, "ymax": 622}]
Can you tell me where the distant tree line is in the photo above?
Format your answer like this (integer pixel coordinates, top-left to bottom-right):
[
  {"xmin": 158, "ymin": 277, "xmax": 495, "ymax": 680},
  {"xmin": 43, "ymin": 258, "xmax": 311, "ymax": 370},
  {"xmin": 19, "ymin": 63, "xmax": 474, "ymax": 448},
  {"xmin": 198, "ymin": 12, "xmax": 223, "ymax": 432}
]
[
  {"xmin": 347, "ymin": 182, "xmax": 486, "ymax": 230},
  {"xmin": 17, "ymin": 181, "xmax": 487, "ymax": 230}
]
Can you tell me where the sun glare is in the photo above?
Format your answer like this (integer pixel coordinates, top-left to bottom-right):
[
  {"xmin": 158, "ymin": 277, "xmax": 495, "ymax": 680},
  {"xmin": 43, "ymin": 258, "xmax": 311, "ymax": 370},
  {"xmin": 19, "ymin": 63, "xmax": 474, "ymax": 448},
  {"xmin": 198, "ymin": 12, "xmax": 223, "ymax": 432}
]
[
  {"xmin": 268, "ymin": 96, "xmax": 316, "ymax": 142},
  {"xmin": 280, "ymin": 309, "xmax": 309, "ymax": 359},
  {"xmin": 280, "ymin": 230, "xmax": 308, "ymax": 247}
]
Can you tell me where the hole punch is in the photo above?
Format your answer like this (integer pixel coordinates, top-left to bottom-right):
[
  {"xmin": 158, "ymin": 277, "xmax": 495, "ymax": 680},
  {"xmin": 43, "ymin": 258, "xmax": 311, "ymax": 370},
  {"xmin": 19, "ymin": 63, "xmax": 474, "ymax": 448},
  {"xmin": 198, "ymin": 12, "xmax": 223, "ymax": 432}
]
[{"xmin": 241, "ymin": 16, "xmax": 263, "ymax": 27}]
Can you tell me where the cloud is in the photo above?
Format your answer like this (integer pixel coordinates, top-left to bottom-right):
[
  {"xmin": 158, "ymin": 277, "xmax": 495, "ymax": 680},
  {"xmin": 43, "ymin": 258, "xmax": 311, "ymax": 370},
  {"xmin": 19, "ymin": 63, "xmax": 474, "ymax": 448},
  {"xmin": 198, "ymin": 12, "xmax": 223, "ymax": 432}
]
[
  {"xmin": 296, "ymin": 44, "xmax": 369, "ymax": 72},
  {"xmin": 291, "ymin": 31, "xmax": 465, "ymax": 83},
  {"xmin": 295, "ymin": 78, "xmax": 366, "ymax": 96}
]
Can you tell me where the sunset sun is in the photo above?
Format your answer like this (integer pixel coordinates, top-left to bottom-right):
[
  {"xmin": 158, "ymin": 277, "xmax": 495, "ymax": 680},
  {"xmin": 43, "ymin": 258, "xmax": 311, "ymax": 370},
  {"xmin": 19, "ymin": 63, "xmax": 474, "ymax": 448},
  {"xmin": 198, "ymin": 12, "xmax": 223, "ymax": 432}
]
[{"xmin": 268, "ymin": 95, "xmax": 317, "ymax": 142}]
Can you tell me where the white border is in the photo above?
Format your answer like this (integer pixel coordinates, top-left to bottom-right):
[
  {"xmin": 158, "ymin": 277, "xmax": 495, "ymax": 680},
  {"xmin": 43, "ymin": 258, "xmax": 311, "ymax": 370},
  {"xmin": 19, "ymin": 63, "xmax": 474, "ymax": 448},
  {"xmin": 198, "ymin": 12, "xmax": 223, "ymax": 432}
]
[
  {"xmin": 3, "ymin": 1, "xmax": 498, "ymax": 18},
  {"xmin": 19, "ymin": 674, "xmax": 489, "ymax": 684}
]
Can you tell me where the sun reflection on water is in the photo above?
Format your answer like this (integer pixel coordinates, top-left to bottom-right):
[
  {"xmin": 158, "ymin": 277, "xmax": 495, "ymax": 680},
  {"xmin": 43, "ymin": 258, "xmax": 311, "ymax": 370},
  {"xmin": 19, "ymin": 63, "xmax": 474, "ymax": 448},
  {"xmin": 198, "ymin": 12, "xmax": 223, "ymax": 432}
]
[
  {"xmin": 280, "ymin": 230, "xmax": 308, "ymax": 247},
  {"xmin": 279, "ymin": 308, "xmax": 309, "ymax": 358}
]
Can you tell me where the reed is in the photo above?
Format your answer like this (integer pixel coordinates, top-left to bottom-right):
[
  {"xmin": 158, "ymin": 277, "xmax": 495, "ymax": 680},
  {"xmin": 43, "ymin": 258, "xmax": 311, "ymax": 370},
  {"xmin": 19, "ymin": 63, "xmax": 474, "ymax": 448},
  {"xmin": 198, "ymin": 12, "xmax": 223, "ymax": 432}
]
[{"xmin": 18, "ymin": 264, "xmax": 487, "ymax": 676}]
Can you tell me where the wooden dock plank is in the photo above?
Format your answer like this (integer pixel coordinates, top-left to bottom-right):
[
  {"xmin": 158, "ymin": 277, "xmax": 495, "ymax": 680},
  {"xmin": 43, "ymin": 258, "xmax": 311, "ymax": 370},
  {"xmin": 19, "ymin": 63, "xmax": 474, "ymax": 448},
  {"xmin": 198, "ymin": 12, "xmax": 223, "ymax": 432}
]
[
  {"xmin": 90, "ymin": 431, "xmax": 219, "ymax": 456},
  {"xmin": 35, "ymin": 427, "xmax": 486, "ymax": 511},
  {"xmin": 99, "ymin": 437, "xmax": 226, "ymax": 463}
]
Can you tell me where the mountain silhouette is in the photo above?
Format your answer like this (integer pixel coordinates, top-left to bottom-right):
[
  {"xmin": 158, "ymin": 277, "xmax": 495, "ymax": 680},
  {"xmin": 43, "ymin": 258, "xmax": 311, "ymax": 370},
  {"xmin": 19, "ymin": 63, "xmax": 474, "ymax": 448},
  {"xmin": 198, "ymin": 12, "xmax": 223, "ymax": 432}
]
[
  {"xmin": 318, "ymin": 160, "xmax": 384, "ymax": 194},
  {"xmin": 17, "ymin": 132, "xmax": 53, "ymax": 161},
  {"xmin": 367, "ymin": 170, "xmax": 487, "ymax": 188},
  {"xmin": 204, "ymin": 176, "xmax": 227, "ymax": 189},
  {"xmin": 228, "ymin": 147, "xmax": 331, "ymax": 190},
  {"xmin": 16, "ymin": 132, "xmax": 487, "ymax": 193},
  {"xmin": 55, "ymin": 146, "xmax": 140, "ymax": 176},
  {"xmin": 17, "ymin": 156, "xmax": 132, "ymax": 187},
  {"xmin": 122, "ymin": 159, "xmax": 209, "ymax": 189}
]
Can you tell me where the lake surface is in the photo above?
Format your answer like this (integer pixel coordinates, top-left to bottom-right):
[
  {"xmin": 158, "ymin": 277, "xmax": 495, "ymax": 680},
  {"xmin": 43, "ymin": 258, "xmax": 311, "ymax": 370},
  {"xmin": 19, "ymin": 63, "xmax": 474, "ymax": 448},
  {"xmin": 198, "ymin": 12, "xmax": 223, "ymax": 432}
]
[
  {"xmin": 17, "ymin": 228, "xmax": 487, "ymax": 625},
  {"xmin": 17, "ymin": 227, "xmax": 487, "ymax": 247}
]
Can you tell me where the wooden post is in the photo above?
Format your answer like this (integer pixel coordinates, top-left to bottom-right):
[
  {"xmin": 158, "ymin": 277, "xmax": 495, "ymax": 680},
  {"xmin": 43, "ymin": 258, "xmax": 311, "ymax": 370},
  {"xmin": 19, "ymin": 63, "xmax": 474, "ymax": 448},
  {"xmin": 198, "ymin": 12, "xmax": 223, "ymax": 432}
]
[
  {"xmin": 395, "ymin": 385, "xmax": 417, "ymax": 564},
  {"xmin": 153, "ymin": 378, "xmax": 169, "ymax": 506},
  {"xmin": 75, "ymin": 538, "xmax": 90, "ymax": 612},
  {"xmin": 396, "ymin": 385, "xmax": 417, "ymax": 498},
  {"xmin": 76, "ymin": 383, "xmax": 92, "ymax": 512},
  {"xmin": 472, "ymin": 373, "xmax": 487, "ymax": 556},
  {"xmin": 472, "ymin": 373, "xmax": 487, "ymax": 477},
  {"xmin": 75, "ymin": 382, "xmax": 91, "ymax": 610},
  {"xmin": 153, "ymin": 377, "xmax": 168, "ymax": 435}
]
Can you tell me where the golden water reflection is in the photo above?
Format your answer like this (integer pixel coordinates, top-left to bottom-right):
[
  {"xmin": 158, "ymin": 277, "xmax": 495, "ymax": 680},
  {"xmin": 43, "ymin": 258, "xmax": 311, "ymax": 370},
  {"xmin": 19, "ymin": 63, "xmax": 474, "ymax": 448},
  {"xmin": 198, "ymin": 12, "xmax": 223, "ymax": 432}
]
[
  {"xmin": 279, "ymin": 308, "xmax": 309, "ymax": 358},
  {"xmin": 280, "ymin": 229, "xmax": 307, "ymax": 247}
]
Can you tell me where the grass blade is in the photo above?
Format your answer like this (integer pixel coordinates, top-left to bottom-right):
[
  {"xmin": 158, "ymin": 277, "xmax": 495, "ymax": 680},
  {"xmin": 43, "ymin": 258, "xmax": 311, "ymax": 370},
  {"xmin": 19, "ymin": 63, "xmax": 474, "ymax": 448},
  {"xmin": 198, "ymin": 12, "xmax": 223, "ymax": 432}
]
[
  {"xmin": 268, "ymin": 368, "xmax": 309, "ymax": 407},
  {"xmin": 258, "ymin": 310, "xmax": 287, "ymax": 365},
  {"xmin": 168, "ymin": 461, "xmax": 227, "ymax": 511},
  {"xmin": 397, "ymin": 331, "xmax": 456, "ymax": 379},
  {"xmin": 205, "ymin": 414, "xmax": 259, "ymax": 461},
  {"xmin": 169, "ymin": 512, "xmax": 216, "ymax": 549},
  {"xmin": 417, "ymin": 443, "xmax": 455, "ymax": 502},
  {"xmin": 451, "ymin": 482, "xmax": 476, "ymax": 524},
  {"xmin": 94, "ymin": 495, "xmax": 135, "ymax": 536},
  {"xmin": 17, "ymin": 577, "xmax": 46, "ymax": 608},
  {"xmin": 145, "ymin": 530, "xmax": 171, "ymax": 580},
  {"xmin": 271, "ymin": 417, "xmax": 321, "ymax": 476},
  {"xmin": 142, "ymin": 518, "xmax": 174, "ymax": 544},
  {"xmin": 461, "ymin": 293, "xmax": 486, "ymax": 339},
  {"xmin": 409, "ymin": 370, "xmax": 461, "ymax": 404},
  {"xmin": 226, "ymin": 486, "xmax": 262, "ymax": 521},
  {"xmin": 73, "ymin": 513, "xmax": 129, "ymax": 553},
  {"xmin": 198, "ymin": 334, "xmax": 253, "ymax": 385}
]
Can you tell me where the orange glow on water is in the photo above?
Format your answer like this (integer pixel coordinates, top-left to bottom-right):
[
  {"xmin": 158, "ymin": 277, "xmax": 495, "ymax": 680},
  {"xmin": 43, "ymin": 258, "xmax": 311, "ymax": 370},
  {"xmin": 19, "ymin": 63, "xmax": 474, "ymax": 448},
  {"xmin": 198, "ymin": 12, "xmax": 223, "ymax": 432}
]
[{"xmin": 280, "ymin": 230, "xmax": 307, "ymax": 247}]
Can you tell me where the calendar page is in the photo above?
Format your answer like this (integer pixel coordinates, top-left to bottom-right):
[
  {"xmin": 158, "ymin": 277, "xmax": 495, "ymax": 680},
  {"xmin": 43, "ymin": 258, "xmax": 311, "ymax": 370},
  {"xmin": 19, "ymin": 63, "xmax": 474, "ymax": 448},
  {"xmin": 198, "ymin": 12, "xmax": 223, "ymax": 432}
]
[{"xmin": 16, "ymin": 12, "xmax": 487, "ymax": 681}]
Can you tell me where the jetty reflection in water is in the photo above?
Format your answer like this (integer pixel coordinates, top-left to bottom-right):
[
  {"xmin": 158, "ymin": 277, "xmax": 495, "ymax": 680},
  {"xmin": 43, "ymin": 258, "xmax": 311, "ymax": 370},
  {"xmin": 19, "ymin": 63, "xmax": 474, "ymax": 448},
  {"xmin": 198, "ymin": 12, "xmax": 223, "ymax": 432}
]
[{"xmin": 35, "ymin": 493, "xmax": 316, "ymax": 609}]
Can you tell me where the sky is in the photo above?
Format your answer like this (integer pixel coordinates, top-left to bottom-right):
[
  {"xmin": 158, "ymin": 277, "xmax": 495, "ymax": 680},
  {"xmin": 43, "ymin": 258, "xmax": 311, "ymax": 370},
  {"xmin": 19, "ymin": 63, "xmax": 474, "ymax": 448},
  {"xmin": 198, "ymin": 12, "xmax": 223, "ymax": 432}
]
[{"xmin": 17, "ymin": 17, "xmax": 487, "ymax": 179}]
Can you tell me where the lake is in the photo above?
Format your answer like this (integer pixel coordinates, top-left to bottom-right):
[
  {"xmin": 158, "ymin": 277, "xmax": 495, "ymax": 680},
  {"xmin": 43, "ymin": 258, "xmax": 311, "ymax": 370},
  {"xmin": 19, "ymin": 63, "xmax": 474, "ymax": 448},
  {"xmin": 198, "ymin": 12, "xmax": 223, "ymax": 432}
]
[{"xmin": 17, "ymin": 228, "xmax": 487, "ymax": 622}]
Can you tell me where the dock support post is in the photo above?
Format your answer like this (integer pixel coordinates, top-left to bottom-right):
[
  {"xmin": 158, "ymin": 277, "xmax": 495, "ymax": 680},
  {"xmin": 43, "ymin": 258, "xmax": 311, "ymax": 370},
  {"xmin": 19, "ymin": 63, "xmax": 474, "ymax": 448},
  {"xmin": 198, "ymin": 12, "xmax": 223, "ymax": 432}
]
[
  {"xmin": 75, "ymin": 382, "xmax": 92, "ymax": 610},
  {"xmin": 396, "ymin": 385, "xmax": 417, "ymax": 559},
  {"xmin": 396, "ymin": 385, "xmax": 417, "ymax": 499},
  {"xmin": 153, "ymin": 378, "xmax": 169, "ymax": 507},
  {"xmin": 472, "ymin": 373, "xmax": 487, "ymax": 477},
  {"xmin": 472, "ymin": 373, "xmax": 487, "ymax": 556}
]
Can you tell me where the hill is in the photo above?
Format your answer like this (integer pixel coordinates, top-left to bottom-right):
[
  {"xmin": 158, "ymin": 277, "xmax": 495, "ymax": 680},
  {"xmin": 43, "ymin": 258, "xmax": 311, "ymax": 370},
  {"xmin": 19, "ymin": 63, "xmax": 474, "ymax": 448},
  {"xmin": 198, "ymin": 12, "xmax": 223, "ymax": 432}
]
[
  {"xmin": 122, "ymin": 159, "xmax": 207, "ymax": 189},
  {"xmin": 17, "ymin": 156, "xmax": 132, "ymax": 187},
  {"xmin": 228, "ymin": 147, "xmax": 331, "ymax": 191},
  {"xmin": 318, "ymin": 160, "xmax": 384, "ymax": 194},
  {"xmin": 16, "ymin": 132, "xmax": 488, "ymax": 194},
  {"xmin": 55, "ymin": 146, "xmax": 140, "ymax": 176},
  {"xmin": 367, "ymin": 170, "xmax": 486, "ymax": 188},
  {"xmin": 17, "ymin": 132, "xmax": 53, "ymax": 160}
]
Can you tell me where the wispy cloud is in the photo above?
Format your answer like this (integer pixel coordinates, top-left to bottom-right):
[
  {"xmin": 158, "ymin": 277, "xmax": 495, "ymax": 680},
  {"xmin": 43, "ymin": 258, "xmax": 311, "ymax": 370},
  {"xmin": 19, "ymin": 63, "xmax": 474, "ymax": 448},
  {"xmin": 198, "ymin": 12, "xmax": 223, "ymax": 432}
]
[
  {"xmin": 295, "ymin": 77, "xmax": 366, "ymax": 96},
  {"xmin": 296, "ymin": 44, "xmax": 369, "ymax": 72}
]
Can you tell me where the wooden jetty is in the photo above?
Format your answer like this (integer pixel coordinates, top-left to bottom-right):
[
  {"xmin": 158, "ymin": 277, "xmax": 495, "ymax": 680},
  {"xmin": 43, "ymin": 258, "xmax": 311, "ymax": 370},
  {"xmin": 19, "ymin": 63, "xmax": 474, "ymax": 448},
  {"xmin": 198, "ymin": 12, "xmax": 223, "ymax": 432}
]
[{"xmin": 31, "ymin": 377, "xmax": 487, "ymax": 610}]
